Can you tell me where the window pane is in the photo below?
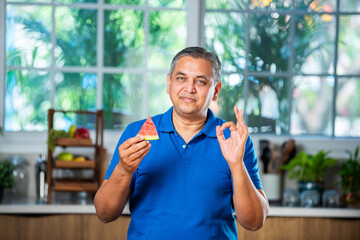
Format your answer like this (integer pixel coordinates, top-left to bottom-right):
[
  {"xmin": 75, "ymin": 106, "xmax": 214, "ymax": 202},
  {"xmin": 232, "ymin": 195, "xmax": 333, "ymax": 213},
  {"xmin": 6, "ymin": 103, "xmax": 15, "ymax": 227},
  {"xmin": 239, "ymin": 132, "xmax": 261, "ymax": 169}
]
[
  {"xmin": 148, "ymin": 10, "xmax": 186, "ymax": 69},
  {"xmin": 7, "ymin": 0, "xmax": 50, "ymax": 2},
  {"xmin": 103, "ymin": 74, "xmax": 143, "ymax": 129},
  {"xmin": 337, "ymin": 15, "xmax": 360, "ymax": 75},
  {"xmin": 291, "ymin": 76, "xmax": 334, "ymax": 135},
  {"xmin": 55, "ymin": 8, "xmax": 97, "ymax": 67},
  {"xmin": 53, "ymin": 111, "xmax": 97, "ymax": 131},
  {"xmin": 295, "ymin": 0, "xmax": 336, "ymax": 12},
  {"xmin": 104, "ymin": 0, "xmax": 145, "ymax": 4},
  {"xmin": 6, "ymin": 5, "xmax": 52, "ymax": 68},
  {"xmin": 149, "ymin": 0, "xmax": 185, "ymax": 8},
  {"xmin": 218, "ymin": 73, "xmax": 245, "ymax": 122},
  {"xmin": 206, "ymin": 0, "xmax": 246, "ymax": 10},
  {"xmin": 294, "ymin": 14, "xmax": 335, "ymax": 74},
  {"xmin": 205, "ymin": 12, "xmax": 246, "ymax": 72},
  {"xmin": 249, "ymin": 13, "xmax": 290, "ymax": 73},
  {"xmin": 147, "ymin": 73, "xmax": 172, "ymax": 116},
  {"xmin": 249, "ymin": 0, "xmax": 292, "ymax": 10},
  {"xmin": 335, "ymin": 78, "xmax": 360, "ymax": 137},
  {"xmin": 5, "ymin": 70, "xmax": 50, "ymax": 131},
  {"xmin": 340, "ymin": 0, "xmax": 360, "ymax": 11},
  {"xmin": 246, "ymin": 77, "xmax": 289, "ymax": 134},
  {"xmin": 104, "ymin": 10, "xmax": 144, "ymax": 67},
  {"xmin": 56, "ymin": 0, "xmax": 97, "ymax": 3},
  {"xmin": 54, "ymin": 72, "xmax": 97, "ymax": 111}
]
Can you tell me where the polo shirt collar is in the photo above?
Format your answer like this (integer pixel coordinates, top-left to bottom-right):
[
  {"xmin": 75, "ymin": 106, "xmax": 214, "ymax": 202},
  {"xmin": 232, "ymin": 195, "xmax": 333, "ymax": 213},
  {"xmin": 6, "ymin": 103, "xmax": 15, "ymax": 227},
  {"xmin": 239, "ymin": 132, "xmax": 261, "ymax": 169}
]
[
  {"xmin": 159, "ymin": 107, "xmax": 175, "ymax": 133},
  {"xmin": 200, "ymin": 109, "xmax": 217, "ymax": 138},
  {"xmin": 159, "ymin": 107, "xmax": 218, "ymax": 138}
]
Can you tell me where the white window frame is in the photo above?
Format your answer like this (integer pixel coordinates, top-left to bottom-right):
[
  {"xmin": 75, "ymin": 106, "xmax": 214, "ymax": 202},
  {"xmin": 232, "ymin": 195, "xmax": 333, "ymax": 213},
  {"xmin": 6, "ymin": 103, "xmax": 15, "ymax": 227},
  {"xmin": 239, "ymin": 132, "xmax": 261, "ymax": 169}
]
[{"xmin": 0, "ymin": 0, "xmax": 359, "ymax": 158}]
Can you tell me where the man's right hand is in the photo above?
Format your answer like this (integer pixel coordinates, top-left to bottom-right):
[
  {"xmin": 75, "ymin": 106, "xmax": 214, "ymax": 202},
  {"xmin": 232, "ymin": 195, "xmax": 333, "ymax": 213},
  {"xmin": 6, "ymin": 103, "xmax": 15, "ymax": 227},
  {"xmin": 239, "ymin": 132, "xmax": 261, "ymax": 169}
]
[{"xmin": 118, "ymin": 135, "xmax": 151, "ymax": 175}]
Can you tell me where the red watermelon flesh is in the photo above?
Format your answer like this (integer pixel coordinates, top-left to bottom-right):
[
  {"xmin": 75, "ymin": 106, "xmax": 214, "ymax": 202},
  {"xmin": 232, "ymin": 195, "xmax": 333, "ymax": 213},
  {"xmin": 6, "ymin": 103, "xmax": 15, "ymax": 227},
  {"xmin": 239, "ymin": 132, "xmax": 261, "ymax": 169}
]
[{"xmin": 138, "ymin": 116, "xmax": 159, "ymax": 140}]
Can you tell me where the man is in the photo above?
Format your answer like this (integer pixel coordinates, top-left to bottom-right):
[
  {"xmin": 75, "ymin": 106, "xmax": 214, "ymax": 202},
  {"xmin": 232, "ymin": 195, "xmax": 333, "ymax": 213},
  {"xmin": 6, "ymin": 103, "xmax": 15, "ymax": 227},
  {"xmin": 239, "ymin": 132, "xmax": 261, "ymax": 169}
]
[{"xmin": 94, "ymin": 47, "xmax": 269, "ymax": 239}]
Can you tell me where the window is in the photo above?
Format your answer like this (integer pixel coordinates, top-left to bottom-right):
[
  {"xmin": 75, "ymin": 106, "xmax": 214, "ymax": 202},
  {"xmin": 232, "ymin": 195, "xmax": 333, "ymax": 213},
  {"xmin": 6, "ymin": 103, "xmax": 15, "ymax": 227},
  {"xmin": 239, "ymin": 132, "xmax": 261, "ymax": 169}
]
[
  {"xmin": 1, "ymin": 0, "xmax": 360, "ymax": 139},
  {"xmin": 3, "ymin": 0, "xmax": 185, "ymax": 131},
  {"xmin": 204, "ymin": 0, "xmax": 360, "ymax": 137}
]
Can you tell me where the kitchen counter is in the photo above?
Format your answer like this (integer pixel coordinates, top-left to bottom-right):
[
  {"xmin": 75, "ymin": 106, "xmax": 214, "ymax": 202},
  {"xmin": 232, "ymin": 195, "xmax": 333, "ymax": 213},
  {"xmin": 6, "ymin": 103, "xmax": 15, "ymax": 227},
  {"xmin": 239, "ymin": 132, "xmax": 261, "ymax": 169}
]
[
  {"xmin": 0, "ymin": 194, "xmax": 129, "ymax": 215},
  {"xmin": 1, "ymin": 197, "xmax": 360, "ymax": 240},
  {"xmin": 1, "ymin": 196, "xmax": 360, "ymax": 218}
]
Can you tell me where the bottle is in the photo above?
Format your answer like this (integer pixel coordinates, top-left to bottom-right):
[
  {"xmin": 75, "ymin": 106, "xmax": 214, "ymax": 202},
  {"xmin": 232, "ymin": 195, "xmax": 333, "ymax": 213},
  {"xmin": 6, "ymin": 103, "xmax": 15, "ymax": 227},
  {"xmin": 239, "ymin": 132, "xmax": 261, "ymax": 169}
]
[
  {"xmin": 6, "ymin": 155, "xmax": 28, "ymax": 198},
  {"xmin": 36, "ymin": 153, "xmax": 48, "ymax": 200}
]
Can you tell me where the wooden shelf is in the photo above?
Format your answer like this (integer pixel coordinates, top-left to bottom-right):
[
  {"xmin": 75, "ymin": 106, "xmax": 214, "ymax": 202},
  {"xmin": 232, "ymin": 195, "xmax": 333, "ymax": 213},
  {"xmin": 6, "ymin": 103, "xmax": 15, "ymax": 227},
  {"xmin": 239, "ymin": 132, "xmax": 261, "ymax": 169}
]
[
  {"xmin": 56, "ymin": 138, "xmax": 93, "ymax": 147},
  {"xmin": 54, "ymin": 160, "xmax": 96, "ymax": 169},
  {"xmin": 47, "ymin": 109, "xmax": 105, "ymax": 203},
  {"xmin": 53, "ymin": 178, "xmax": 99, "ymax": 192}
]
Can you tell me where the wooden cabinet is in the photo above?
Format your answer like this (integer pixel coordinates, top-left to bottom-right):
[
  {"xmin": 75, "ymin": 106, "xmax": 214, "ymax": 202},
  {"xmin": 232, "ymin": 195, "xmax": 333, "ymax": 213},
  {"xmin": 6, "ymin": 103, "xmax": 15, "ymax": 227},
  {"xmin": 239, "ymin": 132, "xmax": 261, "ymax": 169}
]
[
  {"xmin": 47, "ymin": 109, "xmax": 106, "ymax": 203},
  {"xmin": 0, "ymin": 215, "xmax": 359, "ymax": 240}
]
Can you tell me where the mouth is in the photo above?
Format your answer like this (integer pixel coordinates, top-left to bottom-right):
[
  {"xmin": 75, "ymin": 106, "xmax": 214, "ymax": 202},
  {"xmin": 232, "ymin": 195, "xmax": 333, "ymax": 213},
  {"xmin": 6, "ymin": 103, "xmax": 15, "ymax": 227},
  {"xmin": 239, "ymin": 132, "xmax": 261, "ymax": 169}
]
[{"xmin": 180, "ymin": 96, "xmax": 196, "ymax": 103}]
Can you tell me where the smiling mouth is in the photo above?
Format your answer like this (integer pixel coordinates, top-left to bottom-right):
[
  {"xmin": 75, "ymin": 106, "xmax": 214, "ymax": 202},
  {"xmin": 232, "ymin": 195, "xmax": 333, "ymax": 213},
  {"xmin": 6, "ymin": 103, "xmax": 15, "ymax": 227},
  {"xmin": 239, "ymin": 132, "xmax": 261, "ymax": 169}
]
[{"xmin": 181, "ymin": 97, "xmax": 196, "ymax": 102}]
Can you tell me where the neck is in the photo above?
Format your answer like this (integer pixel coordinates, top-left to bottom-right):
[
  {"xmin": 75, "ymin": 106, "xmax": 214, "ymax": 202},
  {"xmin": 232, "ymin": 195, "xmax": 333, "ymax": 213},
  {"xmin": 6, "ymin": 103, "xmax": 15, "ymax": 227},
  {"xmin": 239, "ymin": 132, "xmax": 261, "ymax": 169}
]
[{"xmin": 172, "ymin": 109, "xmax": 208, "ymax": 143}]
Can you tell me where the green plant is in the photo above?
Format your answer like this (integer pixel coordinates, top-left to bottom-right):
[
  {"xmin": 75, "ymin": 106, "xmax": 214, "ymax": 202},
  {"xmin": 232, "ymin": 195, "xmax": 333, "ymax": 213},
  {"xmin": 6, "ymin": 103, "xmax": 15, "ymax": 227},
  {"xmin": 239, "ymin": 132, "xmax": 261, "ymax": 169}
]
[
  {"xmin": 281, "ymin": 150, "xmax": 337, "ymax": 183},
  {"xmin": 339, "ymin": 146, "xmax": 360, "ymax": 202},
  {"xmin": 0, "ymin": 160, "xmax": 15, "ymax": 188},
  {"xmin": 47, "ymin": 129, "xmax": 70, "ymax": 151}
]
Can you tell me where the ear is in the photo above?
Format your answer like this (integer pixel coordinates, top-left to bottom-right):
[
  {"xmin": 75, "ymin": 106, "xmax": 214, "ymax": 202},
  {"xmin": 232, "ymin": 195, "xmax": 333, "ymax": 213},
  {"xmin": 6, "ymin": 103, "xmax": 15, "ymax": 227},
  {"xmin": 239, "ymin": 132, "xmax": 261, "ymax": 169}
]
[
  {"xmin": 212, "ymin": 81, "xmax": 222, "ymax": 101},
  {"xmin": 166, "ymin": 73, "xmax": 171, "ymax": 94}
]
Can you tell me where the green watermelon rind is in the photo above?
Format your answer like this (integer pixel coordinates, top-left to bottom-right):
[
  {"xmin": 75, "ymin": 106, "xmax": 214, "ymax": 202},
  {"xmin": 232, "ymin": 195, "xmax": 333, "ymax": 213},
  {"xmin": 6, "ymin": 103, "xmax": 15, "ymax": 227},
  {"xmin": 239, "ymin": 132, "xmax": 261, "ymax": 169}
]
[{"xmin": 143, "ymin": 135, "xmax": 159, "ymax": 141}]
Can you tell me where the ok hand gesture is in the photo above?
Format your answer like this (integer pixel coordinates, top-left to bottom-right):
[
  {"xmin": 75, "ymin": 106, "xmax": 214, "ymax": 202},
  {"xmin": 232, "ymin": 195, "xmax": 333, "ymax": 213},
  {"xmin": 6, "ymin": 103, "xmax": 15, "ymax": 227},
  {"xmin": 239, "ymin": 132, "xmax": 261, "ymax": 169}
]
[{"xmin": 216, "ymin": 106, "xmax": 248, "ymax": 168}]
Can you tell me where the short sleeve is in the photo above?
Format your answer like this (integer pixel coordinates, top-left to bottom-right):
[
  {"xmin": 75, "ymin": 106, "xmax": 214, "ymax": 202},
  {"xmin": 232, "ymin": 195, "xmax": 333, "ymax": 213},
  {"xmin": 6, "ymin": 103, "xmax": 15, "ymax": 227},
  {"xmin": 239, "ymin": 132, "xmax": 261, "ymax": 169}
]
[{"xmin": 243, "ymin": 136, "xmax": 262, "ymax": 189}]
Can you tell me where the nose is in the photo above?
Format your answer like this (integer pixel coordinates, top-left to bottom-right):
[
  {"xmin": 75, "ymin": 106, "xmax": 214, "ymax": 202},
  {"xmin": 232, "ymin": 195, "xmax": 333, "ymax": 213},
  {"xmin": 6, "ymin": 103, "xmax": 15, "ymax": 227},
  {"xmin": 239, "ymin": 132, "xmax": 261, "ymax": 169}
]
[{"xmin": 185, "ymin": 79, "xmax": 196, "ymax": 93}]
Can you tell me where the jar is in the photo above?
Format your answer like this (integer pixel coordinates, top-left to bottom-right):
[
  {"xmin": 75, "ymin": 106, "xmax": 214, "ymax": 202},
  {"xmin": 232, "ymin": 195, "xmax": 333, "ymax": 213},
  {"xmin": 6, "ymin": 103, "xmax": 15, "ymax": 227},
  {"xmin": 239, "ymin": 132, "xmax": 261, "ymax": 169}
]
[{"xmin": 6, "ymin": 155, "xmax": 28, "ymax": 198}]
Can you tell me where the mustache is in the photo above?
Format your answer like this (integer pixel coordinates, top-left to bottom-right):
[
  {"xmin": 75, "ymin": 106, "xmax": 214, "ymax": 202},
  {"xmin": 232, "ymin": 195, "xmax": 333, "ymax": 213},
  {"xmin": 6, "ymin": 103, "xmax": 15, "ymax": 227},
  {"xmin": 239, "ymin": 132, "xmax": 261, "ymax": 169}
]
[{"xmin": 179, "ymin": 93, "xmax": 197, "ymax": 100}]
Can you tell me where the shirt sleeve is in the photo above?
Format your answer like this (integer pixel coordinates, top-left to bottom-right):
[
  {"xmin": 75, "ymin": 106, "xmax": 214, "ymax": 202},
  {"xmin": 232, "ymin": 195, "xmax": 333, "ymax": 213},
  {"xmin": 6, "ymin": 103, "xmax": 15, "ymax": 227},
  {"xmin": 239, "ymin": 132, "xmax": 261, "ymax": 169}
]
[{"xmin": 243, "ymin": 135, "xmax": 263, "ymax": 189}]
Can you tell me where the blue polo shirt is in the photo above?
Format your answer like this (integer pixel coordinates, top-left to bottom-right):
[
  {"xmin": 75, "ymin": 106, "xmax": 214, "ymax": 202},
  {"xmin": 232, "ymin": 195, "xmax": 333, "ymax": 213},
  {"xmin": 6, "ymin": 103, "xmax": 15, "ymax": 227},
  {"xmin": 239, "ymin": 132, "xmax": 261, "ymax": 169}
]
[{"xmin": 105, "ymin": 107, "xmax": 262, "ymax": 240}]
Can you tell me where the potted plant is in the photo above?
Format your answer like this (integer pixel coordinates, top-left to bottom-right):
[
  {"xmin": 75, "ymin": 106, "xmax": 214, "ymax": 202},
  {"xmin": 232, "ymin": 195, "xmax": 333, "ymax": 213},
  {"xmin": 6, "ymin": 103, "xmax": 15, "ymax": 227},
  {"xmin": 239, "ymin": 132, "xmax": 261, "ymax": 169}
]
[
  {"xmin": 281, "ymin": 150, "xmax": 337, "ymax": 195},
  {"xmin": 339, "ymin": 146, "xmax": 360, "ymax": 206},
  {"xmin": 0, "ymin": 160, "xmax": 15, "ymax": 202}
]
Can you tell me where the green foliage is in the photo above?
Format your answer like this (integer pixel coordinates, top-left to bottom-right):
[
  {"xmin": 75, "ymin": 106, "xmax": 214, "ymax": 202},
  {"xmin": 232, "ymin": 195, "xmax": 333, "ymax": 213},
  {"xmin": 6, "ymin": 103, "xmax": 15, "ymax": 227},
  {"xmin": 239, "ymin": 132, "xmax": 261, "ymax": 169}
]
[
  {"xmin": 47, "ymin": 129, "xmax": 71, "ymax": 151},
  {"xmin": 0, "ymin": 161, "xmax": 15, "ymax": 188},
  {"xmin": 339, "ymin": 146, "xmax": 360, "ymax": 194},
  {"xmin": 281, "ymin": 150, "xmax": 337, "ymax": 182},
  {"xmin": 206, "ymin": 0, "xmax": 333, "ymax": 133}
]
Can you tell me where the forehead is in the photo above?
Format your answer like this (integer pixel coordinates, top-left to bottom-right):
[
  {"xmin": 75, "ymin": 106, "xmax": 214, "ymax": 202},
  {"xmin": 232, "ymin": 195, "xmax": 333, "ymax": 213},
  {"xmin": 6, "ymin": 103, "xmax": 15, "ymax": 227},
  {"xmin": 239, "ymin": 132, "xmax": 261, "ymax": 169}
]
[{"xmin": 173, "ymin": 56, "xmax": 213, "ymax": 77}]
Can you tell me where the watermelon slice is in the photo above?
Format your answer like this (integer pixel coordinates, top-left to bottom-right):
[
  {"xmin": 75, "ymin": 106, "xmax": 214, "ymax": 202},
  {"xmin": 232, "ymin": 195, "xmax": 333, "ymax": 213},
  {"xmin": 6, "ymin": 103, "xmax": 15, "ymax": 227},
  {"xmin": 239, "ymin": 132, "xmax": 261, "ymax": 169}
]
[{"xmin": 138, "ymin": 116, "xmax": 159, "ymax": 140}]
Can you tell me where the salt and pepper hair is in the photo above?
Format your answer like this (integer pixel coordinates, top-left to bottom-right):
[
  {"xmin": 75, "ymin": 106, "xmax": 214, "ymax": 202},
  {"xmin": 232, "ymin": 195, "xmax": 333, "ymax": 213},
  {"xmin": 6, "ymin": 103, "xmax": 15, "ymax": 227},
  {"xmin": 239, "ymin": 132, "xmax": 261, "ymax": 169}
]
[{"xmin": 169, "ymin": 47, "xmax": 222, "ymax": 84}]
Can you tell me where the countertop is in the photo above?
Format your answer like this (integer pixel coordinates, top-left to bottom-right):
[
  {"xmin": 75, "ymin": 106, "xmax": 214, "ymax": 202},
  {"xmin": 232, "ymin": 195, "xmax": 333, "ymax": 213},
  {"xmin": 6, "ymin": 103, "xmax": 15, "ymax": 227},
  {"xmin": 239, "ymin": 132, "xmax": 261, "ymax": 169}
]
[{"xmin": 1, "ymin": 196, "xmax": 360, "ymax": 218}]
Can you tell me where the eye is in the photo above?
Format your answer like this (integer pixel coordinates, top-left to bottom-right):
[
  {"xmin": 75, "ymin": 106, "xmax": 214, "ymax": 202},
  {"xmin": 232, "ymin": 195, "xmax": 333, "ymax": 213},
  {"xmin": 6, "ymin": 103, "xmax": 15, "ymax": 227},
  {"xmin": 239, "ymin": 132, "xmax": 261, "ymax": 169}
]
[
  {"xmin": 176, "ymin": 76, "xmax": 185, "ymax": 81},
  {"xmin": 196, "ymin": 79, "xmax": 206, "ymax": 86}
]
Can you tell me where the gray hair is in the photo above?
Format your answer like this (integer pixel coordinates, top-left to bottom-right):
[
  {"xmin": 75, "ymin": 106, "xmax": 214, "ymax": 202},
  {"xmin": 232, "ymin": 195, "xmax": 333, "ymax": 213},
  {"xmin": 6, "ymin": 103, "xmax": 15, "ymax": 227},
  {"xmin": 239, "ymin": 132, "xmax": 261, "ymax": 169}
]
[{"xmin": 169, "ymin": 47, "xmax": 222, "ymax": 83}]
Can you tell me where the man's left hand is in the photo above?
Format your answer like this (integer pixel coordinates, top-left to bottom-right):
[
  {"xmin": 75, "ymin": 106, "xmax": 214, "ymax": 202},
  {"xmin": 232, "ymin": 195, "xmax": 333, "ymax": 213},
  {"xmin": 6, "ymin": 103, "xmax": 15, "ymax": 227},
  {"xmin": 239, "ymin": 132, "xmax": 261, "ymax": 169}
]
[{"xmin": 216, "ymin": 106, "xmax": 248, "ymax": 168}]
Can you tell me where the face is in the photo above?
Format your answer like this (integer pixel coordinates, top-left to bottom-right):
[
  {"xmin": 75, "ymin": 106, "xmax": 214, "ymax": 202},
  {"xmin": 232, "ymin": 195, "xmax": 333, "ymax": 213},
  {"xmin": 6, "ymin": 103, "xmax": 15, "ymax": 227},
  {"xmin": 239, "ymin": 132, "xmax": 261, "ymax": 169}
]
[{"xmin": 166, "ymin": 56, "xmax": 222, "ymax": 118}]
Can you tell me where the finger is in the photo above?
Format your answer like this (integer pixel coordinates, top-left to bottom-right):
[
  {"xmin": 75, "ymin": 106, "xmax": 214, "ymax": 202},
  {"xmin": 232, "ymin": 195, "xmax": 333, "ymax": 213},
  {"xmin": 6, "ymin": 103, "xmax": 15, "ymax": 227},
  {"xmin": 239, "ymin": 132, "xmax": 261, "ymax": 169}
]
[
  {"xmin": 238, "ymin": 109, "xmax": 245, "ymax": 124},
  {"xmin": 216, "ymin": 125, "xmax": 226, "ymax": 143},
  {"xmin": 219, "ymin": 121, "xmax": 237, "ymax": 132},
  {"xmin": 234, "ymin": 106, "xmax": 245, "ymax": 125},
  {"xmin": 130, "ymin": 140, "xmax": 150, "ymax": 153},
  {"xmin": 119, "ymin": 139, "xmax": 149, "ymax": 161},
  {"xmin": 121, "ymin": 135, "xmax": 144, "ymax": 150},
  {"xmin": 128, "ymin": 143, "xmax": 151, "ymax": 162}
]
